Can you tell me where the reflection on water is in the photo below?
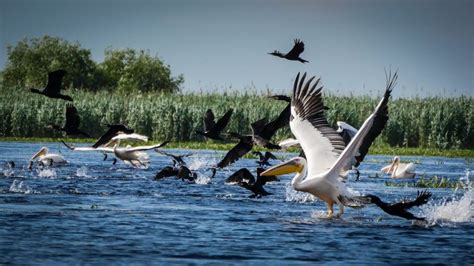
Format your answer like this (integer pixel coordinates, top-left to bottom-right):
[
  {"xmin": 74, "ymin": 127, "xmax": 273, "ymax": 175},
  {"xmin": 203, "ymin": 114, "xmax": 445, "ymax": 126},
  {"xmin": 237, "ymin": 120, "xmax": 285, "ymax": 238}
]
[{"xmin": 0, "ymin": 142, "xmax": 472, "ymax": 264}]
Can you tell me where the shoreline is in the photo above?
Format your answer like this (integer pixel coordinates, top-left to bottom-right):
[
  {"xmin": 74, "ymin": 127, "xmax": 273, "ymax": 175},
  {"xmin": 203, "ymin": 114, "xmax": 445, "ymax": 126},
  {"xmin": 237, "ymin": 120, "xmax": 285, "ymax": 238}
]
[{"xmin": 1, "ymin": 137, "xmax": 472, "ymax": 158}]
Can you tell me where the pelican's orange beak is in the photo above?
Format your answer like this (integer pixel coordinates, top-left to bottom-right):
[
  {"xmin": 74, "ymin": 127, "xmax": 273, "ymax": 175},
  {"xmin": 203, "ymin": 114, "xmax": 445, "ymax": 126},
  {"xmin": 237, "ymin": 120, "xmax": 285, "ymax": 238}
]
[{"xmin": 261, "ymin": 158, "xmax": 303, "ymax": 176}]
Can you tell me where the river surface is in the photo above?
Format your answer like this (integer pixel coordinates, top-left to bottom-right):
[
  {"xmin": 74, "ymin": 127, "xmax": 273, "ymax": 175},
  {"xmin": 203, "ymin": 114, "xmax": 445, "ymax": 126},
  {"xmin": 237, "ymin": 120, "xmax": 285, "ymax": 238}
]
[{"xmin": 0, "ymin": 142, "xmax": 472, "ymax": 264}]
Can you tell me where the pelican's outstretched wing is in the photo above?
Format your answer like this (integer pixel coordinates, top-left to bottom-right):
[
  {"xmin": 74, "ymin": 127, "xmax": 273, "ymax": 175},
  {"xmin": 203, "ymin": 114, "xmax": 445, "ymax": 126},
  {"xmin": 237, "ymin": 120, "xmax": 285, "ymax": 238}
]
[
  {"xmin": 329, "ymin": 71, "xmax": 397, "ymax": 178},
  {"xmin": 125, "ymin": 141, "xmax": 169, "ymax": 152},
  {"xmin": 111, "ymin": 133, "xmax": 149, "ymax": 142},
  {"xmin": 92, "ymin": 124, "xmax": 134, "ymax": 148},
  {"xmin": 61, "ymin": 141, "xmax": 114, "ymax": 153},
  {"xmin": 290, "ymin": 73, "xmax": 346, "ymax": 177}
]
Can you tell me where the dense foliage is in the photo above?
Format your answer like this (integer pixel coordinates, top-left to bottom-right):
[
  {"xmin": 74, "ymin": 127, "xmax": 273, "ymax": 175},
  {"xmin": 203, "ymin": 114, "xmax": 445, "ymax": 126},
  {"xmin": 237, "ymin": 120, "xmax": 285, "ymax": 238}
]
[
  {"xmin": 0, "ymin": 87, "xmax": 472, "ymax": 149},
  {"xmin": 1, "ymin": 36, "xmax": 183, "ymax": 93}
]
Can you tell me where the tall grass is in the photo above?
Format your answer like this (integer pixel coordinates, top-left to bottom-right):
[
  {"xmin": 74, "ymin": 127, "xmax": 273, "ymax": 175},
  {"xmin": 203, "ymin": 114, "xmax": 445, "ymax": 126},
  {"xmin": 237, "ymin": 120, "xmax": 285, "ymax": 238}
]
[{"xmin": 0, "ymin": 87, "xmax": 472, "ymax": 149}]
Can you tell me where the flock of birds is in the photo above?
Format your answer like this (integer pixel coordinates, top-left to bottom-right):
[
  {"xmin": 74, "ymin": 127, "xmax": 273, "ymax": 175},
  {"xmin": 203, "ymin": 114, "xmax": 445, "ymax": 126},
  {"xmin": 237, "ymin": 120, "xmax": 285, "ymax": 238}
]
[{"xmin": 17, "ymin": 39, "xmax": 428, "ymax": 222}]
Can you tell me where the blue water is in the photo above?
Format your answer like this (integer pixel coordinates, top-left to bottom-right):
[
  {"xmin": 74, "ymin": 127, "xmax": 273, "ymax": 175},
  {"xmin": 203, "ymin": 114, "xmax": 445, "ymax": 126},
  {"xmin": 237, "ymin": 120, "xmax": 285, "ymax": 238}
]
[{"xmin": 0, "ymin": 142, "xmax": 472, "ymax": 264}]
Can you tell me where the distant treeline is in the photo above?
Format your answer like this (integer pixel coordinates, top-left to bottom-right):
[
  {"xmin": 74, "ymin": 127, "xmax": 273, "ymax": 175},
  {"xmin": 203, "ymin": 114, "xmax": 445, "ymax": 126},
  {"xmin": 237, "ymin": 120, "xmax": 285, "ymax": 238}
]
[
  {"xmin": 0, "ymin": 36, "xmax": 183, "ymax": 93},
  {"xmin": 0, "ymin": 88, "xmax": 472, "ymax": 149}
]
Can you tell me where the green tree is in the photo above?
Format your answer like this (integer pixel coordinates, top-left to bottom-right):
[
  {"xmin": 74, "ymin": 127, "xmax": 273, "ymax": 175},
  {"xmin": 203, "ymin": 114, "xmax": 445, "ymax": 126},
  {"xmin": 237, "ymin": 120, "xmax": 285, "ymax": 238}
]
[
  {"xmin": 98, "ymin": 48, "xmax": 183, "ymax": 93},
  {"xmin": 1, "ymin": 36, "xmax": 98, "ymax": 90}
]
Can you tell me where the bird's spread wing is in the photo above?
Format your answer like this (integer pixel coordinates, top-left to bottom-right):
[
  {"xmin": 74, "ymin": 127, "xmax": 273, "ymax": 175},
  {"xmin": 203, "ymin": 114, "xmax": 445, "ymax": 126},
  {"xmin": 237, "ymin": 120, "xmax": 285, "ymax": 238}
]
[
  {"xmin": 329, "ymin": 71, "xmax": 397, "ymax": 178},
  {"xmin": 64, "ymin": 104, "xmax": 80, "ymax": 129},
  {"xmin": 203, "ymin": 109, "xmax": 216, "ymax": 131},
  {"xmin": 61, "ymin": 141, "xmax": 113, "ymax": 152},
  {"xmin": 217, "ymin": 137, "xmax": 253, "ymax": 168},
  {"xmin": 225, "ymin": 168, "xmax": 255, "ymax": 184},
  {"xmin": 264, "ymin": 151, "xmax": 277, "ymax": 160},
  {"xmin": 260, "ymin": 103, "xmax": 290, "ymax": 139},
  {"xmin": 290, "ymin": 73, "xmax": 346, "ymax": 177},
  {"xmin": 278, "ymin": 138, "xmax": 300, "ymax": 149},
  {"xmin": 111, "ymin": 133, "xmax": 149, "ymax": 142},
  {"xmin": 125, "ymin": 141, "xmax": 169, "ymax": 152},
  {"xmin": 92, "ymin": 124, "xmax": 134, "ymax": 148},
  {"xmin": 214, "ymin": 109, "xmax": 233, "ymax": 132},
  {"xmin": 286, "ymin": 39, "xmax": 305, "ymax": 58},
  {"xmin": 251, "ymin": 118, "xmax": 267, "ymax": 136},
  {"xmin": 44, "ymin": 70, "xmax": 67, "ymax": 94},
  {"xmin": 337, "ymin": 121, "xmax": 358, "ymax": 146},
  {"xmin": 391, "ymin": 190, "xmax": 432, "ymax": 210}
]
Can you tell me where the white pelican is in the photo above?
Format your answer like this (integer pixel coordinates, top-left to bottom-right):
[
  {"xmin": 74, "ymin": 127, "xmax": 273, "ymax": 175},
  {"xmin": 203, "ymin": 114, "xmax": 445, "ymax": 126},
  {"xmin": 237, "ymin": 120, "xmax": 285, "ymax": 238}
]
[
  {"xmin": 262, "ymin": 71, "xmax": 398, "ymax": 218},
  {"xmin": 29, "ymin": 147, "xmax": 67, "ymax": 168},
  {"xmin": 111, "ymin": 140, "xmax": 169, "ymax": 168},
  {"xmin": 381, "ymin": 156, "xmax": 416, "ymax": 178},
  {"xmin": 278, "ymin": 122, "xmax": 358, "ymax": 150}
]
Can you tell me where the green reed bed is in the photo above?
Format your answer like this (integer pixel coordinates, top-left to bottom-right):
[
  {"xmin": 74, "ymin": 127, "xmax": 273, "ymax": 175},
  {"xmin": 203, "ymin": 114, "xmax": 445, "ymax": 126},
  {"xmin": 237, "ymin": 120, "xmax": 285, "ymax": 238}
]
[
  {"xmin": 385, "ymin": 176, "xmax": 472, "ymax": 189},
  {"xmin": 0, "ymin": 87, "xmax": 472, "ymax": 151}
]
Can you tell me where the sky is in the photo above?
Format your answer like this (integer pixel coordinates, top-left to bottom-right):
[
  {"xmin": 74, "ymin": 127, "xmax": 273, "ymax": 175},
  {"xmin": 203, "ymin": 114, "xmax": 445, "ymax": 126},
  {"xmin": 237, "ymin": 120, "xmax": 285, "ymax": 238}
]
[{"xmin": 0, "ymin": 0, "xmax": 472, "ymax": 97}]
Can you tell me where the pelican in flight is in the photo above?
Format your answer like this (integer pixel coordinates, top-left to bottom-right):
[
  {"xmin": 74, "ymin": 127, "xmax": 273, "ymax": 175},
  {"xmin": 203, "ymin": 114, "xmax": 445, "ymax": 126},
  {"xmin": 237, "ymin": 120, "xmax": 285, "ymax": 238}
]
[
  {"xmin": 30, "ymin": 70, "xmax": 73, "ymax": 101},
  {"xmin": 29, "ymin": 147, "xmax": 67, "ymax": 169},
  {"xmin": 269, "ymin": 39, "xmax": 308, "ymax": 63},
  {"xmin": 381, "ymin": 156, "xmax": 416, "ymax": 178},
  {"xmin": 111, "ymin": 140, "xmax": 169, "ymax": 168},
  {"xmin": 262, "ymin": 71, "xmax": 398, "ymax": 218}
]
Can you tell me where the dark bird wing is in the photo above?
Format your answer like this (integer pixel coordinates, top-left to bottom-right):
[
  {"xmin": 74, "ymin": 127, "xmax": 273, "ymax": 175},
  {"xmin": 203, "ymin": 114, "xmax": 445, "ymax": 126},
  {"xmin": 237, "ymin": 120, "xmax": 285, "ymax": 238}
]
[
  {"xmin": 64, "ymin": 104, "xmax": 81, "ymax": 130},
  {"xmin": 155, "ymin": 166, "xmax": 178, "ymax": 179},
  {"xmin": 177, "ymin": 166, "xmax": 194, "ymax": 180},
  {"xmin": 252, "ymin": 151, "xmax": 264, "ymax": 161},
  {"xmin": 251, "ymin": 118, "xmax": 267, "ymax": 136},
  {"xmin": 264, "ymin": 151, "xmax": 277, "ymax": 161},
  {"xmin": 217, "ymin": 136, "xmax": 253, "ymax": 168},
  {"xmin": 260, "ymin": 103, "xmax": 290, "ymax": 139},
  {"xmin": 43, "ymin": 70, "xmax": 67, "ymax": 94},
  {"xmin": 391, "ymin": 190, "xmax": 432, "ymax": 210},
  {"xmin": 92, "ymin": 124, "xmax": 134, "ymax": 148},
  {"xmin": 203, "ymin": 109, "xmax": 216, "ymax": 131},
  {"xmin": 286, "ymin": 39, "xmax": 305, "ymax": 58},
  {"xmin": 255, "ymin": 167, "xmax": 279, "ymax": 185},
  {"xmin": 225, "ymin": 168, "xmax": 255, "ymax": 184},
  {"xmin": 352, "ymin": 71, "xmax": 397, "ymax": 167},
  {"xmin": 214, "ymin": 109, "xmax": 233, "ymax": 132}
]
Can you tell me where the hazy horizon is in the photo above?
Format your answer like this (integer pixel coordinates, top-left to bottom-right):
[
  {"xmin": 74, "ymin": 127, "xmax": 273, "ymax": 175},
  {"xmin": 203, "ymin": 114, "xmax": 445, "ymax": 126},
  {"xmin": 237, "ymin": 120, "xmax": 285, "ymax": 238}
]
[{"xmin": 1, "ymin": 0, "xmax": 472, "ymax": 97}]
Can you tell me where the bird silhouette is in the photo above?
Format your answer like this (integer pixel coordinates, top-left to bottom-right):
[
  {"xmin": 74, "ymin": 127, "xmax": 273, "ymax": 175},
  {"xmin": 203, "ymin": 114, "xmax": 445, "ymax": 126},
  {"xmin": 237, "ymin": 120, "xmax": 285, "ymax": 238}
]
[
  {"xmin": 50, "ymin": 104, "xmax": 90, "ymax": 137},
  {"xmin": 30, "ymin": 70, "xmax": 73, "ymax": 101},
  {"xmin": 269, "ymin": 39, "xmax": 308, "ymax": 63},
  {"xmin": 253, "ymin": 151, "xmax": 277, "ymax": 167},
  {"xmin": 196, "ymin": 109, "xmax": 233, "ymax": 141},
  {"xmin": 226, "ymin": 168, "xmax": 279, "ymax": 198},
  {"xmin": 361, "ymin": 190, "xmax": 432, "ymax": 220}
]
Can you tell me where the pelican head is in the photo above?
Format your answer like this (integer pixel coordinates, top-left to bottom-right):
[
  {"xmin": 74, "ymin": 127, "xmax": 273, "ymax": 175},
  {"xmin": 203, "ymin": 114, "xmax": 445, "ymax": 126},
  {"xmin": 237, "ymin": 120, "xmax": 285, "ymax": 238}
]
[
  {"xmin": 31, "ymin": 147, "xmax": 49, "ymax": 161},
  {"xmin": 385, "ymin": 156, "xmax": 401, "ymax": 174},
  {"xmin": 261, "ymin": 157, "xmax": 305, "ymax": 176}
]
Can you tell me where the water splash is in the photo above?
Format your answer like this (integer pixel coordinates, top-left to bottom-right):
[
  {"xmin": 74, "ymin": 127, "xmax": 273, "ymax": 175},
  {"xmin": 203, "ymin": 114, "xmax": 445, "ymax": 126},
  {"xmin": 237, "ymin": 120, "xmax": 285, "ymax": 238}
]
[
  {"xmin": 285, "ymin": 183, "xmax": 315, "ymax": 202},
  {"xmin": 2, "ymin": 166, "xmax": 14, "ymax": 177},
  {"xmin": 188, "ymin": 154, "xmax": 216, "ymax": 171},
  {"xmin": 76, "ymin": 166, "xmax": 90, "ymax": 178},
  {"xmin": 9, "ymin": 179, "xmax": 33, "ymax": 194},
  {"xmin": 422, "ymin": 170, "xmax": 473, "ymax": 224},
  {"xmin": 195, "ymin": 173, "xmax": 211, "ymax": 185},
  {"xmin": 36, "ymin": 168, "xmax": 57, "ymax": 178}
]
